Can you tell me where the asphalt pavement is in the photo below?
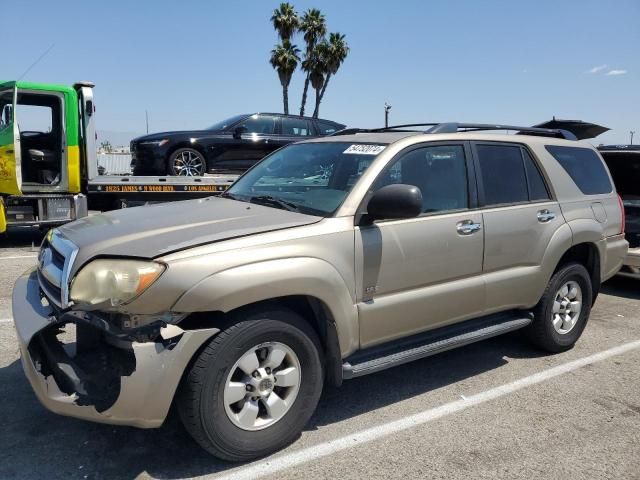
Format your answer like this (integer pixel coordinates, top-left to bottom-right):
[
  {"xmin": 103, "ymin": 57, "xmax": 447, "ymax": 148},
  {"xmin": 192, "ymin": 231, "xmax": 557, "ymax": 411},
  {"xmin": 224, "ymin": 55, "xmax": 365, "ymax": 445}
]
[{"xmin": 1, "ymin": 229, "xmax": 639, "ymax": 480}]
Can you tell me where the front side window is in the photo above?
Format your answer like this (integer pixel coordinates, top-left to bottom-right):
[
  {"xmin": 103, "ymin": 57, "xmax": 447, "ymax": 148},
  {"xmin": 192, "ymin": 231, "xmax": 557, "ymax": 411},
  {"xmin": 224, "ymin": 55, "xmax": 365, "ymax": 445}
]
[
  {"xmin": 225, "ymin": 142, "xmax": 386, "ymax": 216},
  {"xmin": 281, "ymin": 117, "xmax": 313, "ymax": 136},
  {"xmin": 0, "ymin": 89, "xmax": 13, "ymax": 130},
  {"xmin": 546, "ymin": 145, "xmax": 612, "ymax": 195},
  {"xmin": 373, "ymin": 145, "xmax": 469, "ymax": 214},
  {"xmin": 236, "ymin": 115, "xmax": 277, "ymax": 135}
]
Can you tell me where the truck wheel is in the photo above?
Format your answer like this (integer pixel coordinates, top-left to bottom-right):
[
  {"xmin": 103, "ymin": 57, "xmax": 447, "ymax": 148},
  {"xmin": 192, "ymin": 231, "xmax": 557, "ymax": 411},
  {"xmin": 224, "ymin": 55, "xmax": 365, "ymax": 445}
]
[
  {"xmin": 526, "ymin": 262, "xmax": 593, "ymax": 353},
  {"xmin": 177, "ymin": 308, "xmax": 324, "ymax": 461},
  {"xmin": 168, "ymin": 148, "xmax": 206, "ymax": 176}
]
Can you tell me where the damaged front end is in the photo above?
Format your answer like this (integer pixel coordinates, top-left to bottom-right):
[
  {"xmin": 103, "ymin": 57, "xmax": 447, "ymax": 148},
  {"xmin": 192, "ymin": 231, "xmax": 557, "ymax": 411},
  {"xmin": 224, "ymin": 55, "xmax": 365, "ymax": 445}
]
[{"xmin": 13, "ymin": 246, "xmax": 218, "ymax": 428}]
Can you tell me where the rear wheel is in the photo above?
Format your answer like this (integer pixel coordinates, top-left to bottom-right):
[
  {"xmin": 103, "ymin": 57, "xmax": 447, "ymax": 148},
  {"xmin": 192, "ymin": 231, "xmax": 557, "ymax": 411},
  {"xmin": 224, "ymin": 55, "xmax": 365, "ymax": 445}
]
[
  {"xmin": 177, "ymin": 308, "xmax": 324, "ymax": 461},
  {"xmin": 526, "ymin": 262, "xmax": 593, "ymax": 352},
  {"xmin": 168, "ymin": 148, "xmax": 206, "ymax": 176}
]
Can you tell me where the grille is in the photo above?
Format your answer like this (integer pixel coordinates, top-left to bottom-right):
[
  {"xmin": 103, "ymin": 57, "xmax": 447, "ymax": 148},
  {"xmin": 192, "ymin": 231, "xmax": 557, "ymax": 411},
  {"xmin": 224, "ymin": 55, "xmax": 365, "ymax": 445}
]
[{"xmin": 37, "ymin": 231, "xmax": 79, "ymax": 308}]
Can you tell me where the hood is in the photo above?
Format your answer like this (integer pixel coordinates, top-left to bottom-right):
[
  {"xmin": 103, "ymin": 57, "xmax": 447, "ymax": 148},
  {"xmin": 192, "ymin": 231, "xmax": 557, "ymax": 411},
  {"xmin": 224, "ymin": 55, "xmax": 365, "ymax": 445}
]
[
  {"xmin": 131, "ymin": 130, "xmax": 223, "ymax": 142},
  {"xmin": 57, "ymin": 197, "xmax": 321, "ymax": 275}
]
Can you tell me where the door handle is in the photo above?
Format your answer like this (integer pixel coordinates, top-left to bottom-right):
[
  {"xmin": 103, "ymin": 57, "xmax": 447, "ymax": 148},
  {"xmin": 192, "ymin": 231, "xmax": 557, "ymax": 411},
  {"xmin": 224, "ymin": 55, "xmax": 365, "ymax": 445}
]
[
  {"xmin": 537, "ymin": 209, "xmax": 556, "ymax": 223},
  {"xmin": 456, "ymin": 220, "xmax": 482, "ymax": 235}
]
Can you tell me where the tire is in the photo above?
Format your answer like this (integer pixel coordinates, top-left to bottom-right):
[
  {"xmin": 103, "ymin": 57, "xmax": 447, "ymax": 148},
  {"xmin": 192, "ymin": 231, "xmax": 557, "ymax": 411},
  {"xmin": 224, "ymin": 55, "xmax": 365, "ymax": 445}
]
[
  {"xmin": 525, "ymin": 262, "xmax": 593, "ymax": 353},
  {"xmin": 168, "ymin": 148, "xmax": 206, "ymax": 176},
  {"xmin": 176, "ymin": 308, "xmax": 324, "ymax": 461}
]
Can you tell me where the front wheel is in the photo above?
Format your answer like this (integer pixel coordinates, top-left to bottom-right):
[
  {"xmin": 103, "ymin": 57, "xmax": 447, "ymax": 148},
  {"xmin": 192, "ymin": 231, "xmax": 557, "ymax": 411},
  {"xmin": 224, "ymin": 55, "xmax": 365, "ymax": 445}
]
[
  {"xmin": 525, "ymin": 262, "xmax": 593, "ymax": 353},
  {"xmin": 168, "ymin": 148, "xmax": 206, "ymax": 176},
  {"xmin": 177, "ymin": 308, "xmax": 324, "ymax": 461}
]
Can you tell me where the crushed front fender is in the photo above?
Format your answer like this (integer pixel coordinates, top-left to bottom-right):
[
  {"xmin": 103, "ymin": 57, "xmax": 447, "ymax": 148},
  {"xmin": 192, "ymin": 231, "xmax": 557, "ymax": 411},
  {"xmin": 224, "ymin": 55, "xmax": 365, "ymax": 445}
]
[{"xmin": 12, "ymin": 268, "xmax": 219, "ymax": 428}]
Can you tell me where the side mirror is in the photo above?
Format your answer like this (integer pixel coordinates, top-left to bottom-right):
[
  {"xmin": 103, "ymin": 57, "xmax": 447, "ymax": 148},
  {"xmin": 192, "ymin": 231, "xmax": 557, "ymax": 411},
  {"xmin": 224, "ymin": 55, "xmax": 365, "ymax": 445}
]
[
  {"xmin": 233, "ymin": 125, "xmax": 248, "ymax": 139},
  {"xmin": 364, "ymin": 184, "xmax": 423, "ymax": 222}
]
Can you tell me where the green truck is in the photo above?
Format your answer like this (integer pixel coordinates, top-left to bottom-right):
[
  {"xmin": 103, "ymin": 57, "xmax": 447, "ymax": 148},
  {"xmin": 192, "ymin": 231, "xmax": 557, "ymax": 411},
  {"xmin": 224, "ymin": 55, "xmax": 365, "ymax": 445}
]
[{"xmin": 0, "ymin": 80, "xmax": 237, "ymax": 234}]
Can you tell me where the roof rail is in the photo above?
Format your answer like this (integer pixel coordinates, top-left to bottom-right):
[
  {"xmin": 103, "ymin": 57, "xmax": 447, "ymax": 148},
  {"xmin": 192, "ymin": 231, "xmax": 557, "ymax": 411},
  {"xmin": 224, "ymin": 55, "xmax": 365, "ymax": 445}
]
[
  {"xmin": 332, "ymin": 122, "xmax": 578, "ymax": 140},
  {"xmin": 424, "ymin": 123, "xmax": 578, "ymax": 140}
]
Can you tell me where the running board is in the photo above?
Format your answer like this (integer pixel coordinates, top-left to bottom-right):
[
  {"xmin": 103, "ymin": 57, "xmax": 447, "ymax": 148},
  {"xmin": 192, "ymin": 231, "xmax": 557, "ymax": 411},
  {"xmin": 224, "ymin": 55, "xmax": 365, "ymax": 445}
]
[{"xmin": 342, "ymin": 312, "xmax": 533, "ymax": 380}]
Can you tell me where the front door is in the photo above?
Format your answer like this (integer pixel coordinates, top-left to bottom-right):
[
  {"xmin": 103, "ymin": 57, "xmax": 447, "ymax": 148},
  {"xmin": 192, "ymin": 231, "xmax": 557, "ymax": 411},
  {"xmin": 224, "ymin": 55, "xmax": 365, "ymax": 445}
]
[
  {"xmin": 211, "ymin": 114, "xmax": 280, "ymax": 171},
  {"xmin": 356, "ymin": 142, "xmax": 486, "ymax": 348},
  {"xmin": 0, "ymin": 84, "xmax": 22, "ymax": 195}
]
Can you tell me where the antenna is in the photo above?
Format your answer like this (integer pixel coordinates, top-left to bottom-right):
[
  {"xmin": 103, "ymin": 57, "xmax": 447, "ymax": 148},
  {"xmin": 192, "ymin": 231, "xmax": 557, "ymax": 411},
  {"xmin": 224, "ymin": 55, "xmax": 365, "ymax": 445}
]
[
  {"xmin": 17, "ymin": 43, "xmax": 55, "ymax": 80},
  {"xmin": 145, "ymin": 110, "xmax": 149, "ymax": 134}
]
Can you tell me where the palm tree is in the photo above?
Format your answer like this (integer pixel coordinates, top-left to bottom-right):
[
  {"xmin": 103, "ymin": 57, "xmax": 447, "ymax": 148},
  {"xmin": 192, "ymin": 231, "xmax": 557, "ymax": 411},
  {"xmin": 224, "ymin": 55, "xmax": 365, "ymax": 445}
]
[
  {"xmin": 309, "ymin": 41, "xmax": 330, "ymax": 119},
  {"xmin": 298, "ymin": 8, "xmax": 326, "ymax": 116},
  {"xmin": 270, "ymin": 40, "xmax": 301, "ymax": 115},
  {"xmin": 313, "ymin": 32, "xmax": 349, "ymax": 118},
  {"xmin": 270, "ymin": 3, "xmax": 299, "ymax": 42}
]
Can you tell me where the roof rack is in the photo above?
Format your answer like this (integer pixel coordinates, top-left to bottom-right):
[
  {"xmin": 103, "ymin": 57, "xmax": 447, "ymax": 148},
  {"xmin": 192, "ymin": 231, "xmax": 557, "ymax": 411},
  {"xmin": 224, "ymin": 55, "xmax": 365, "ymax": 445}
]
[{"xmin": 331, "ymin": 122, "xmax": 577, "ymax": 140}]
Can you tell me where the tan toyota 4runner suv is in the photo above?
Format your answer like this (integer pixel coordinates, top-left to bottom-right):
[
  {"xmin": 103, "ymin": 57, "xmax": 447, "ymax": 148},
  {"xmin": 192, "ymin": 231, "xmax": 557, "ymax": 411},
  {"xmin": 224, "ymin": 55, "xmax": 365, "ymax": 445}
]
[{"xmin": 12, "ymin": 122, "xmax": 628, "ymax": 461}]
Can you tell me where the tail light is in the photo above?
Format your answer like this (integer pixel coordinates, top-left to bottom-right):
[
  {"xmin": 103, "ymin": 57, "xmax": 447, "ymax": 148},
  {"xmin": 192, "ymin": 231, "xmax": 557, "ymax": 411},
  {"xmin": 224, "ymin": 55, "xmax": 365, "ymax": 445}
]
[{"xmin": 618, "ymin": 194, "xmax": 626, "ymax": 234}]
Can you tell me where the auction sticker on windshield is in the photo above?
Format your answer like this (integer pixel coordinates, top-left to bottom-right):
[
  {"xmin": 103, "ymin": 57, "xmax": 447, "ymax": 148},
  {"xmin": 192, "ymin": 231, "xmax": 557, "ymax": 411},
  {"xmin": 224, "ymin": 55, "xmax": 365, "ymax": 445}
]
[{"xmin": 343, "ymin": 144, "xmax": 386, "ymax": 155}]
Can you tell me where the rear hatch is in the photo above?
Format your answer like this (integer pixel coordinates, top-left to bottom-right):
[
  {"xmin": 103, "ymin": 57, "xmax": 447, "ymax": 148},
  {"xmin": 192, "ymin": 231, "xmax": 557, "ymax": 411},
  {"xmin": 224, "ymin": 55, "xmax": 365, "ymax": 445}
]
[{"xmin": 599, "ymin": 147, "xmax": 640, "ymax": 248}]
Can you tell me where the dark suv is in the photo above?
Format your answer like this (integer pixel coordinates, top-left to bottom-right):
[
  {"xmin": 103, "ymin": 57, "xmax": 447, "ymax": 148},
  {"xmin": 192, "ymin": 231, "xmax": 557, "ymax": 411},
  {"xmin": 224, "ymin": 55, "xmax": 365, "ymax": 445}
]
[{"xmin": 130, "ymin": 113, "xmax": 345, "ymax": 176}]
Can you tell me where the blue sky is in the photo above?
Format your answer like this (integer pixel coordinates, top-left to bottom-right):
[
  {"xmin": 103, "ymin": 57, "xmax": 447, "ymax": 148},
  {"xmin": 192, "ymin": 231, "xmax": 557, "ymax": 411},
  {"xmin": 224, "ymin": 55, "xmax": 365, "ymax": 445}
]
[{"xmin": 5, "ymin": 0, "xmax": 639, "ymax": 145}]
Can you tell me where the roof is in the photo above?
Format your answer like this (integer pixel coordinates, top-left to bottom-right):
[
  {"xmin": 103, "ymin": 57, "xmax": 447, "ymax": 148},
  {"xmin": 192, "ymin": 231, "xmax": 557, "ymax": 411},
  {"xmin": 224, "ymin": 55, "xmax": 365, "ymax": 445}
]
[
  {"xmin": 253, "ymin": 112, "xmax": 345, "ymax": 126},
  {"xmin": 0, "ymin": 80, "xmax": 76, "ymax": 96},
  {"xmin": 301, "ymin": 131, "xmax": 420, "ymax": 144},
  {"xmin": 299, "ymin": 127, "xmax": 587, "ymax": 147}
]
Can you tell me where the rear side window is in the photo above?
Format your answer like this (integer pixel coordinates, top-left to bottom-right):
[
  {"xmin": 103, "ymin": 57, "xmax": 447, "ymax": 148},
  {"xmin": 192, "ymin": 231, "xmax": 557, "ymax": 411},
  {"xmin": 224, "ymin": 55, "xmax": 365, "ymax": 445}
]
[
  {"xmin": 545, "ymin": 145, "xmax": 612, "ymax": 195},
  {"xmin": 477, "ymin": 144, "xmax": 528, "ymax": 205},
  {"xmin": 281, "ymin": 117, "xmax": 313, "ymax": 136},
  {"xmin": 523, "ymin": 149, "xmax": 550, "ymax": 201},
  {"xmin": 316, "ymin": 121, "xmax": 340, "ymax": 135}
]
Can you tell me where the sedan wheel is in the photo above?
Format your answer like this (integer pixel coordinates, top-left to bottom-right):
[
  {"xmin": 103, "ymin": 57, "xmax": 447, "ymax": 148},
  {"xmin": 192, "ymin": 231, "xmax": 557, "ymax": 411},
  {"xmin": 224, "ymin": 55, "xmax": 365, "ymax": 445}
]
[{"xmin": 168, "ymin": 148, "xmax": 205, "ymax": 176}]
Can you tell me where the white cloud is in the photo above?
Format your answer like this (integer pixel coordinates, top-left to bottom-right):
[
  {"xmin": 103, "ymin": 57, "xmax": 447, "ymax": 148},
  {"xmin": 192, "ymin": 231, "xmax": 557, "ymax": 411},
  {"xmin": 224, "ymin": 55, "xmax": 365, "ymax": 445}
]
[
  {"xmin": 606, "ymin": 69, "xmax": 627, "ymax": 76},
  {"xmin": 587, "ymin": 64, "xmax": 608, "ymax": 74}
]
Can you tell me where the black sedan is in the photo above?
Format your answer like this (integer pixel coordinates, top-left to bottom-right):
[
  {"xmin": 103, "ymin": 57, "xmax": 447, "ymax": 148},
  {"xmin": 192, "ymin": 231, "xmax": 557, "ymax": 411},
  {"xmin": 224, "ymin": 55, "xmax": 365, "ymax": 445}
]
[{"xmin": 130, "ymin": 113, "xmax": 345, "ymax": 176}]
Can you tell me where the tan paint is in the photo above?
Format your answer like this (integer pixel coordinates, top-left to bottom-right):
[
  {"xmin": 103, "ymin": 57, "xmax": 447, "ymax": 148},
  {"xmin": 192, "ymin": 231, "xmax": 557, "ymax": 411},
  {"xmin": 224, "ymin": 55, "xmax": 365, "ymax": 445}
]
[{"xmin": 12, "ymin": 131, "xmax": 630, "ymax": 429}]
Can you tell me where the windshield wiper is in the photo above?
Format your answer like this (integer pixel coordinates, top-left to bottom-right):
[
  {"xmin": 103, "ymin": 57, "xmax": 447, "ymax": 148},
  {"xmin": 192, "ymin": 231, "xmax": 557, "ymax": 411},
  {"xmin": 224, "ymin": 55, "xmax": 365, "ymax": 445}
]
[{"xmin": 249, "ymin": 195, "xmax": 300, "ymax": 212}]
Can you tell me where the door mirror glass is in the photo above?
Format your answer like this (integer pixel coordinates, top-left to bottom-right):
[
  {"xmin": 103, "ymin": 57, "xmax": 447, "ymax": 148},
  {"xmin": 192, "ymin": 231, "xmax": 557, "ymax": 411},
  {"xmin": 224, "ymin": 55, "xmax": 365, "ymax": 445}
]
[{"xmin": 365, "ymin": 184, "xmax": 423, "ymax": 222}]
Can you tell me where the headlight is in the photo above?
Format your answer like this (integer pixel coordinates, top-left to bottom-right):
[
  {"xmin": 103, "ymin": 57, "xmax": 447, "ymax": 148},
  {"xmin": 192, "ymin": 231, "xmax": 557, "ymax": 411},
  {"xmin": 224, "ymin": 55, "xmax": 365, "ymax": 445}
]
[
  {"xmin": 139, "ymin": 139, "xmax": 169, "ymax": 147},
  {"xmin": 70, "ymin": 259, "xmax": 166, "ymax": 306}
]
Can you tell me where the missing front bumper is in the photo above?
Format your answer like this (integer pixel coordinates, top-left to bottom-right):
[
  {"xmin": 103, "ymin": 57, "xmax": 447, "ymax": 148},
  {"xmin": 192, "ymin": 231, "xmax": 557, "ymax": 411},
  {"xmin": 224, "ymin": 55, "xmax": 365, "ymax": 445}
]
[{"xmin": 12, "ymin": 268, "xmax": 219, "ymax": 428}]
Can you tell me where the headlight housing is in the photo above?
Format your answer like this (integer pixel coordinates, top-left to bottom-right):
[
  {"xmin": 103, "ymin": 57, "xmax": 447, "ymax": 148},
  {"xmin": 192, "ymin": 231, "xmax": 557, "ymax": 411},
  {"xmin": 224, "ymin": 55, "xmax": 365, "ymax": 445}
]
[
  {"xmin": 70, "ymin": 259, "xmax": 166, "ymax": 307},
  {"xmin": 139, "ymin": 139, "xmax": 169, "ymax": 147}
]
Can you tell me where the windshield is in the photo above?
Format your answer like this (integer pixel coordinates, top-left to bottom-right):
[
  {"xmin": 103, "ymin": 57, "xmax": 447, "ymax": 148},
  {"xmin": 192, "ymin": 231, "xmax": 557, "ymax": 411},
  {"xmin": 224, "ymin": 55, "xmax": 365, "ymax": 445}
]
[
  {"xmin": 206, "ymin": 114, "xmax": 247, "ymax": 131},
  {"xmin": 224, "ymin": 142, "xmax": 387, "ymax": 216}
]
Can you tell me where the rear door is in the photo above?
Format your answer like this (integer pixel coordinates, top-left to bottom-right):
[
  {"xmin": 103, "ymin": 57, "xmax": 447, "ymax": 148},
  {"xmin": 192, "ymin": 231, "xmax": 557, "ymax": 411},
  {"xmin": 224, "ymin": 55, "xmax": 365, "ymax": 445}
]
[
  {"xmin": 0, "ymin": 83, "xmax": 21, "ymax": 195},
  {"xmin": 473, "ymin": 142, "xmax": 562, "ymax": 311}
]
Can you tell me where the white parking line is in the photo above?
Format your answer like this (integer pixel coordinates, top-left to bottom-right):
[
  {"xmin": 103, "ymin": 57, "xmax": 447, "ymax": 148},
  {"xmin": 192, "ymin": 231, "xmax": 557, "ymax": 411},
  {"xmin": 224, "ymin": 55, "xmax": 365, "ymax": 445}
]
[
  {"xmin": 0, "ymin": 255, "xmax": 38, "ymax": 261},
  {"xmin": 213, "ymin": 339, "xmax": 640, "ymax": 480},
  {"xmin": 0, "ymin": 318, "xmax": 13, "ymax": 324}
]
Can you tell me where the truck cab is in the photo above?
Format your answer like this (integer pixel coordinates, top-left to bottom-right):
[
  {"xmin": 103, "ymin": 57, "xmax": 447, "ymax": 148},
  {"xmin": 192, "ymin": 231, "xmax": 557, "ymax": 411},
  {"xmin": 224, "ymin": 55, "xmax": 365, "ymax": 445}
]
[
  {"xmin": 0, "ymin": 81, "xmax": 89, "ymax": 233},
  {"xmin": 0, "ymin": 80, "xmax": 240, "ymax": 234}
]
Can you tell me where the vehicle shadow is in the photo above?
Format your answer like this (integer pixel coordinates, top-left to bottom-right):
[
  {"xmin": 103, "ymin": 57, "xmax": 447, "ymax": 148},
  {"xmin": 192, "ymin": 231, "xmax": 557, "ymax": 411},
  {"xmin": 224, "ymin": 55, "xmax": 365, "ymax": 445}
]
[
  {"xmin": 601, "ymin": 276, "xmax": 640, "ymax": 301},
  {"xmin": 0, "ymin": 333, "xmax": 546, "ymax": 480}
]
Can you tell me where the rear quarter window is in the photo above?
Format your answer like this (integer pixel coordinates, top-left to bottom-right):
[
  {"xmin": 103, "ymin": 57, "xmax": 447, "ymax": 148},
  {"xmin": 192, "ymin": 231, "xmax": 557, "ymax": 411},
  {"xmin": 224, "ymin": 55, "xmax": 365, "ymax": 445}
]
[{"xmin": 545, "ymin": 145, "xmax": 612, "ymax": 195}]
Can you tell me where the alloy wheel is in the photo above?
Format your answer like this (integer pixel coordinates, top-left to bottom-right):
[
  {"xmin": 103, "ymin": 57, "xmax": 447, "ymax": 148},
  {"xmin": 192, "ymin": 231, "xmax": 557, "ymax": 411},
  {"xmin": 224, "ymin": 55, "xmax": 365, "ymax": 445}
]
[
  {"xmin": 552, "ymin": 280, "xmax": 582, "ymax": 334},
  {"xmin": 223, "ymin": 342, "xmax": 301, "ymax": 431},
  {"xmin": 172, "ymin": 150, "xmax": 204, "ymax": 176}
]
